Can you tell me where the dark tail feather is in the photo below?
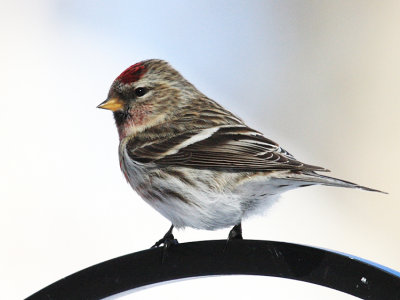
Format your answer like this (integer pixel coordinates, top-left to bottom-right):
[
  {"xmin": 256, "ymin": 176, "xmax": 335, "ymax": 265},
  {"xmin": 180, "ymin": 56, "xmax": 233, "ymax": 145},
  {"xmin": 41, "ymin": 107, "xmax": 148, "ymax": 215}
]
[{"xmin": 291, "ymin": 172, "xmax": 387, "ymax": 194}]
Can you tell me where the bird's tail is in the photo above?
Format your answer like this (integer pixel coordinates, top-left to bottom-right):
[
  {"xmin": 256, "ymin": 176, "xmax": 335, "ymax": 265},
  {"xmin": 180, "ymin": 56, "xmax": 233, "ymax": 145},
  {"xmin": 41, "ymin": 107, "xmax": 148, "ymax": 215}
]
[{"xmin": 289, "ymin": 172, "xmax": 387, "ymax": 194}]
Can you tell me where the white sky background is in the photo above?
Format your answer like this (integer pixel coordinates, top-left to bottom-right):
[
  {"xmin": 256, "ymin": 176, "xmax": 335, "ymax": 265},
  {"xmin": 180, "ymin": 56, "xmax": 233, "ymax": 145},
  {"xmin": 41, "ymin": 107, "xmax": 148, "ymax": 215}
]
[{"xmin": 1, "ymin": 1, "xmax": 399, "ymax": 299}]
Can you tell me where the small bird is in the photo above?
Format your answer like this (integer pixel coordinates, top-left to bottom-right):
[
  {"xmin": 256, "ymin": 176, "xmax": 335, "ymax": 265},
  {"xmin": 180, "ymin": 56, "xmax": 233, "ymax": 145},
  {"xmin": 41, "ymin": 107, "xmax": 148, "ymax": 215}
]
[{"xmin": 98, "ymin": 59, "xmax": 383, "ymax": 247}]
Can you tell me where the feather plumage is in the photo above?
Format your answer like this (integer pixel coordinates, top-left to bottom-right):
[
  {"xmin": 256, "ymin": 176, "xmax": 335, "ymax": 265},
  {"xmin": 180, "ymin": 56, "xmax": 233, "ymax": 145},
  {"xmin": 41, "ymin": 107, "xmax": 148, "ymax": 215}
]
[{"xmin": 99, "ymin": 59, "xmax": 385, "ymax": 233}]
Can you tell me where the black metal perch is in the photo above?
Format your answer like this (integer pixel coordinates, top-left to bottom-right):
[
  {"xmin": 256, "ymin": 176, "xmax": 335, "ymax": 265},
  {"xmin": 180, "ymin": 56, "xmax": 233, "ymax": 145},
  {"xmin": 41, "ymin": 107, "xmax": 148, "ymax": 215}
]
[{"xmin": 26, "ymin": 240, "xmax": 400, "ymax": 300}]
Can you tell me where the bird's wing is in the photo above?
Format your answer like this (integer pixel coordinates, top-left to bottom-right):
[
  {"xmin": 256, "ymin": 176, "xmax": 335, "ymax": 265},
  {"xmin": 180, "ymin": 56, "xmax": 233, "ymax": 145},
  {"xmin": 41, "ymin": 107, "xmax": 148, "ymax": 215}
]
[{"xmin": 127, "ymin": 125, "xmax": 328, "ymax": 172}]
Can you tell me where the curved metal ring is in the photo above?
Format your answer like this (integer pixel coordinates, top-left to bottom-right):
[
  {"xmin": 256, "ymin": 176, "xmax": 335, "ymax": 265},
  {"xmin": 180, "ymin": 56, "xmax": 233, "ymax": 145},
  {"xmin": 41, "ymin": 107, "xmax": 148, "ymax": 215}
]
[{"xmin": 26, "ymin": 240, "xmax": 400, "ymax": 300}]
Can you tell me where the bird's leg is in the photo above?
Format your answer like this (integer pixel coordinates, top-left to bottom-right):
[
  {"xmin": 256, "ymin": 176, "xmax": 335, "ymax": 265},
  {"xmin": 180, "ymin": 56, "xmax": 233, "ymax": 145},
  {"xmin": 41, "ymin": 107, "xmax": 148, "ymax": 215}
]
[
  {"xmin": 228, "ymin": 223, "xmax": 243, "ymax": 240},
  {"xmin": 224, "ymin": 223, "xmax": 243, "ymax": 252},
  {"xmin": 151, "ymin": 224, "xmax": 179, "ymax": 249}
]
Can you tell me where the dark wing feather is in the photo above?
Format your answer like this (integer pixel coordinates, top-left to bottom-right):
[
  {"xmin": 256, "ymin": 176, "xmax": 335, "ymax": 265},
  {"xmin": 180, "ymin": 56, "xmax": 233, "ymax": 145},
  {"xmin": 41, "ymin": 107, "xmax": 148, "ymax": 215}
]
[{"xmin": 127, "ymin": 125, "xmax": 328, "ymax": 172}]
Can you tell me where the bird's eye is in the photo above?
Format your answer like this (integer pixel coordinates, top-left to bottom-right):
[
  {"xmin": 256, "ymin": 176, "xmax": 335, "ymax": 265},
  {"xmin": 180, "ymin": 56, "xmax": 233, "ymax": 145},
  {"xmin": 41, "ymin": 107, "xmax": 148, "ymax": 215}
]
[{"xmin": 134, "ymin": 87, "xmax": 148, "ymax": 97}]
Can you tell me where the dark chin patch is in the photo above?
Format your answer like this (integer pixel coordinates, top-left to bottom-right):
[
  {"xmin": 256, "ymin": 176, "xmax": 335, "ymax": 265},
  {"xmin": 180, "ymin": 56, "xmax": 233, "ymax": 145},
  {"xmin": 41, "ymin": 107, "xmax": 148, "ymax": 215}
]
[{"xmin": 113, "ymin": 110, "xmax": 129, "ymax": 127}]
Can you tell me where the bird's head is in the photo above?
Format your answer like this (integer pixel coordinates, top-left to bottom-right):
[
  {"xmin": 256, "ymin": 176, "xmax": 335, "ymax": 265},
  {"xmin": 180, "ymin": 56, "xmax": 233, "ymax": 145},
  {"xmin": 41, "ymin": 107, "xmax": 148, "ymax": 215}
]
[{"xmin": 98, "ymin": 59, "xmax": 197, "ymax": 139}]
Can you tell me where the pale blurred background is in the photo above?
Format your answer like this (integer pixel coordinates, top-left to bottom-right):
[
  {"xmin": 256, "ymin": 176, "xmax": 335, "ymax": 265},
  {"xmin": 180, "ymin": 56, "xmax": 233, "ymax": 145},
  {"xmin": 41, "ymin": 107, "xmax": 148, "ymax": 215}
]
[{"xmin": 1, "ymin": 1, "xmax": 399, "ymax": 299}]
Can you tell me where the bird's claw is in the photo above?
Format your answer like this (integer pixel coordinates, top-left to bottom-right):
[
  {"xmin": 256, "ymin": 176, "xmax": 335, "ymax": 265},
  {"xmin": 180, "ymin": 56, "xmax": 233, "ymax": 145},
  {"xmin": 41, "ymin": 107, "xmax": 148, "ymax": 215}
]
[
  {"xmin": 151, "ymin": 225, "xmax": 179, "ymax": 263},
  {"xmin": 151, "ymin": 234, "xmax": 179, "ymax": 249},
  {"xmin": 224, "ymin": 223, "xmax": 243, "ymax": 252},
  {"xmin": 228, "ymin": 223, "xmax": 243, "ymax": 240},
  {"xmin": 150, "ymin": 224, "xmax": 179, "ymax": 249}
]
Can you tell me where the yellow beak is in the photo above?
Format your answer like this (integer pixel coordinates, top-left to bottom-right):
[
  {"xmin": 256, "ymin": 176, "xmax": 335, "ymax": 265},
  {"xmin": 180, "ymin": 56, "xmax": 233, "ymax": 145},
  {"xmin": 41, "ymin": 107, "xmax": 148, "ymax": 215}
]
[{"xmin": 97, "ymin": 97, "xmax": 125, "ymax": 111}]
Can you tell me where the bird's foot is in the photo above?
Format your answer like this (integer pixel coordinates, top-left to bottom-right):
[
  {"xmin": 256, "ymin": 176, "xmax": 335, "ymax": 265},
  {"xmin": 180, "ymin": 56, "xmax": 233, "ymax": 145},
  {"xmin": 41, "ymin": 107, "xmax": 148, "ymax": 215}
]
[
  {"xmin": 151, "ymin": 224, "xmax": 179, "ymax": 249},
  {"xmin": 151, "ymin": 224, "xmax": 178, "ymax": 263},
  {"xmin": 224, "ymin": 223, "xmax": 243, "ymax": 252},
  {"xmin": 228, "ymin": 223, "xmax": 243, "ymax": 240}
]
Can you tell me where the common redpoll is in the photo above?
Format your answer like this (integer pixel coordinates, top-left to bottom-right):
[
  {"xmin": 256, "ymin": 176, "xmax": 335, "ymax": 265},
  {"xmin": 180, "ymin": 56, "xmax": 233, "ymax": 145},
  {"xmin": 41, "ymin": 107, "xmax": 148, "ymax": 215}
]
[{"xmin": 98, "ymin": 59, "xmax": 383, "ymax": 245}]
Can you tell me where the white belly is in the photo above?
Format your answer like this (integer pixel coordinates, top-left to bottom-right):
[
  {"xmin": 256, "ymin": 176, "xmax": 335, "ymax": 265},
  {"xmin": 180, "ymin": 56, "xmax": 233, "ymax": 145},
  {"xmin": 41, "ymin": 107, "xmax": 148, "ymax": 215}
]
[{"xmin": 121, "ymin": 148, "xmax": 298, "ymax": 229}]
